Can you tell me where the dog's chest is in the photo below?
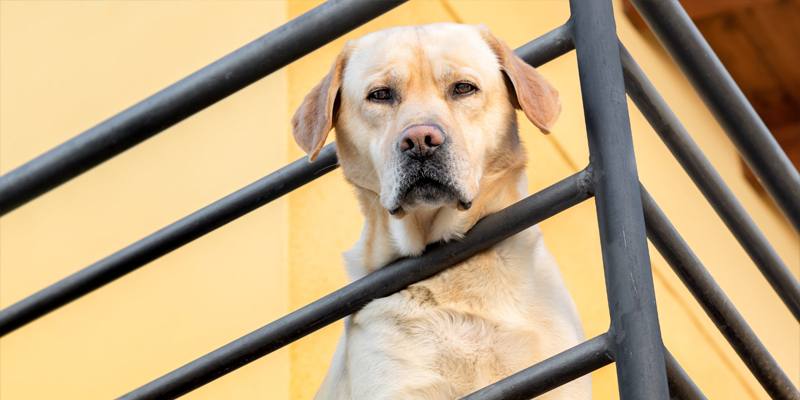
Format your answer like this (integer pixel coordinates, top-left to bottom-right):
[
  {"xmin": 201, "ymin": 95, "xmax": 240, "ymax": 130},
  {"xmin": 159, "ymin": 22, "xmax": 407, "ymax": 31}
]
[{"xmin": 348, "ymin": 246, "xmax": 542, "ymax": 393}]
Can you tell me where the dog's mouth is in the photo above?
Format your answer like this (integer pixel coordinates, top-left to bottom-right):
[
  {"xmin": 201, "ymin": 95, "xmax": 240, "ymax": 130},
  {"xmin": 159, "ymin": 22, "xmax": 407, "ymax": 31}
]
[
  {"xmin": 402, "ymin": 177, "xmax": 458, "ymax": 203},
  {"xmin": 388, "ymin": 167, "xmax": 472, "ymax": 217}
]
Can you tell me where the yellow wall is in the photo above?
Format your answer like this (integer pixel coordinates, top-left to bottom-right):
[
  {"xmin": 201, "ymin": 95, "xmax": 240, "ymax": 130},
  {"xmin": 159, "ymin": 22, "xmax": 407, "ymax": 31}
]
[
  {"xmin": 1, "ymin": 1, "xmax": 797, "ymax": 399},
  {"xmin": 0, "ymin": 1, "xmax": 290, "ymax": 398}
]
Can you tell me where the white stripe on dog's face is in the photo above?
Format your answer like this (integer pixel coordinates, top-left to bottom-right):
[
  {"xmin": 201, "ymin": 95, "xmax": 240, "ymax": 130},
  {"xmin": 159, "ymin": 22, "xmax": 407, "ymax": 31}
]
[{"xmin": 334, "ymin": 24, "xmax": 514, "ymax": 215}]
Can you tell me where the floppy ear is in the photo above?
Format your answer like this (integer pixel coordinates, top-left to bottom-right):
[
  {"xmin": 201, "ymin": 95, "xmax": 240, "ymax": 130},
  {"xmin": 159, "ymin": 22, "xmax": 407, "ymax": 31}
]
[
  {"xmin": 292, "ymin": 49, "xmax": 349, "ymax": 160},
  {"xmin": 481, "ymin": 29, "xmax": 561, "ymax": 133}
]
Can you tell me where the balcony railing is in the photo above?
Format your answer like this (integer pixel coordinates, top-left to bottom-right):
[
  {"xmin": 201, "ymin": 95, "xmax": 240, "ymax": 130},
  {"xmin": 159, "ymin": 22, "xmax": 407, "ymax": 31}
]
[{"xmin": 0, "ymin": 0, "xmax": 797, "ymax": 399}]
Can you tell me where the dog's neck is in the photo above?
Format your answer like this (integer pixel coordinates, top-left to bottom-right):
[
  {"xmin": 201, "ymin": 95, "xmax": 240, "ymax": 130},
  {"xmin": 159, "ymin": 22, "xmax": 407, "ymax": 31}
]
[{"xmin": 344, "ymin": 152, "xmax": 527, "ymax": 279}]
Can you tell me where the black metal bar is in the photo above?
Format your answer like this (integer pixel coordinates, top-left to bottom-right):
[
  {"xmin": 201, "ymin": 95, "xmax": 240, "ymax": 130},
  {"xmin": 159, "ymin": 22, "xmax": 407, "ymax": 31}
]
[
  {"xmin": 664, "ymin": 350, "xmax": 707, "ymax": 400},
  {"xmin": 620, "ymin": 45, "xmax": 800, "ymax": 321},
  {"xmin": 629, "ymin": 0, "xmax": 800, "ymax": 232},
  {"xmin": 460, "ymin": 334, "xmax": 612, "ymax": 400},
  {"xmin": 515, "ymin": 20, "xmax": 574, "ymax": 68},
  {"xmin": 0, "ymin": 145, "xmax": 338, "ymax": 337},
  {"xmin": 460, "ymin": 341, "xmax": 706, "ymax": 400},
  {"xmin": 569, "ymin": 0, "xmax": 669, "ymax": 398},
  {"xmin": 642, "ymin": 187, "xmax": 800, "ymax": 400},
  {"xmin": 0, "ymin": 24, "xmax": 576, "ymax": 336},
  {"xmin": 119, "ymin": 170, "xmax": 594, "ymax": 400},
  {"xmin": 0, "ymin": 0, "xmax": 406, "ymax": 216}
]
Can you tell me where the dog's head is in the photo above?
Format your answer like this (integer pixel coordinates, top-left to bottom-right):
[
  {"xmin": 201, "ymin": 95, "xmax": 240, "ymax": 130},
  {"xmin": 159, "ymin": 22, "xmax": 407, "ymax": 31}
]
[{"xmin": 292, "ymin": 23, "xmax": 559, "ymax": 217}]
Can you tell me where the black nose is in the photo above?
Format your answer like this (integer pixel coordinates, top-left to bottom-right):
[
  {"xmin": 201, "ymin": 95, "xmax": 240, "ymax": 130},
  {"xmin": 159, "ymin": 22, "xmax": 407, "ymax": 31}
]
[{"xmin": 398, "ymin": 124, "xmax": 445, "ymax": 158}]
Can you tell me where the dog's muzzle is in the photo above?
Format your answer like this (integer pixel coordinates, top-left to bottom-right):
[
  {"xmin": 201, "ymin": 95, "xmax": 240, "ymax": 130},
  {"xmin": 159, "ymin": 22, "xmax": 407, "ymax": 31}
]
[{"xmin": 387, "ymin": 124, "xmax": 471, "ymax": 215}]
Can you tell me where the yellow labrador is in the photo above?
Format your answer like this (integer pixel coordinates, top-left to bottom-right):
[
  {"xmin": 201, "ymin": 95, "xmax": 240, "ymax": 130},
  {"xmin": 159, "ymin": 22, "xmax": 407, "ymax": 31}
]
[{"xmin": 292, "ymin": 23, "xmax": 589, "ymax": 400}]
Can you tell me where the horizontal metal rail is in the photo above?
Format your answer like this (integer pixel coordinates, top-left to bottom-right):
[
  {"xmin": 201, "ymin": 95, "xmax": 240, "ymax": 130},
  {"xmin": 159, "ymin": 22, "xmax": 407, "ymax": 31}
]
[
  {"xmin": 0, "ymin": 0, "xmax": 406, "ymax": 216},
  {"xmin": 460, "ymin": 333, "xmax": 613, "ymax": 400},
  {"xmin": 0, "ymin": 23, "xmax": 577, "ymax": 337},
  {"xmin": 664, "ymin": 350, "xmax": 707, "ymax": 400},
  {"xmin": 119, "ymin": 170, "xmax": 594, "ymax": 400},
  {"xmin": 0, "ymin": 145, "xmax": 338, "ymax": 337},
  {"xmin": 620, "ymin": 45, "xmax": 800, "ymax": 321},
  {"xmin": 515, "ymin": 19, "xmax": 574, "ymax": 67},
  {"xmin": 641, "ymin": 188, "xmax": 799, "ymax": 400},
  {"xmin": 461, "ymin": 340, "xmax": 705, "ymax": 400},
  {"xmin": 629, "ymin": 0, "xmax": 800, "ymax": 232}
]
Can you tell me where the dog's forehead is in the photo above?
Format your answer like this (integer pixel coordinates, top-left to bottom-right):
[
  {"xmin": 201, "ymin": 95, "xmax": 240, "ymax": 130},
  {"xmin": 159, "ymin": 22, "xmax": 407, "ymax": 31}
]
[{"xmin": 343, "ymin": 24, "xmax": 500, "ymax": 86}]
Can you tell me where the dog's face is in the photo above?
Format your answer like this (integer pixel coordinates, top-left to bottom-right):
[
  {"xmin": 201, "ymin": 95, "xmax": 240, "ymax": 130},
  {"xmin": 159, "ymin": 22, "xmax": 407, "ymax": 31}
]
[{"xmin": 293, "ymin": 24, "xmax": 559, "ymax": 216}]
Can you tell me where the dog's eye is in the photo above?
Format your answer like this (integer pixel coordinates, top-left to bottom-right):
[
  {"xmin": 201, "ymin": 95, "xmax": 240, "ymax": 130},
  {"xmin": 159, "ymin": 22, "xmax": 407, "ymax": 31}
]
[
  {"xmin": 367, "ymin": 88, "xmax": 394, "ymax": 102},
  {"xmin": 453, "ymin": 82, "xmax": 478, "ymax": 96}
]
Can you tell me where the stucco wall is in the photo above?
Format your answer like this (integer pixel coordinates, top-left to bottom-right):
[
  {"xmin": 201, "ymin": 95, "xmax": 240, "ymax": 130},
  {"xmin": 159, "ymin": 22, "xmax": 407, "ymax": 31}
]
[
  {"xmin": 0, "ymin": 2, "xmax": 290, "ymax": 398},
  {"xmin": 1, "ymin": 1, "xmax": 797, "ymax": 399}
]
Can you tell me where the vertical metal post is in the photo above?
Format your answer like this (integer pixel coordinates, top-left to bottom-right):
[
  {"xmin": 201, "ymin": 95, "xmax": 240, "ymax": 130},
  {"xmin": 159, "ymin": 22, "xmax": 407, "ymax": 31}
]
[{"xmin": 569, "ymin": 0, "xmax": 670, "ymax": 398}]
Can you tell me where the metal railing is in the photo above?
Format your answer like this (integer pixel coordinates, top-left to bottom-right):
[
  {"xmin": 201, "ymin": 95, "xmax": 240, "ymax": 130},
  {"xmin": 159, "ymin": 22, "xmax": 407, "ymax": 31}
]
[{"xmin": 0, "ymin": 0, "xmax": 797, "ymax": 399}]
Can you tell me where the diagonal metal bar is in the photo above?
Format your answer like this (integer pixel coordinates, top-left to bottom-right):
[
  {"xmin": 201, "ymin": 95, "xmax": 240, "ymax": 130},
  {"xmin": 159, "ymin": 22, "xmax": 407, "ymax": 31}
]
[
  {"xmin": 118, "ymin": 170, "xmax": 594, "ymax": 400},
  {"xmin": 664, "ymin": 350, "xmax": 707, "ymax": 400},
  {"xmin": 569, "ymin": 0, "xmax": 669, "ymax": 398},
  {"xmin": 460, "ymin": 334, "xmax": 612, "ymax": 400},
  {"xmin": 620, "ymin": 44, "xmax": 800, "ymax": 321},
  {"xmin": 629, "ymin": 0, "xmax": 800, "ymax": 232},
  {"xmin": 0, "ymin": 0, "xmax": 406, "ymax": 216},
  {"xmin": 515, "ymin": 19, "xmax": 574, "ymax": 67},
  {"xmin": 0, "ymin": 23, "xmax": 576, "ymax": 337},
  {"xmin": 461, "ymin": 339, "xmax": 706, "ymax": 400},
  {"xmin": 0, "ymin": 145, "xmax": 338, "ymax": 336},
  {"xmin": 642, "ymin": 187, "xmax": 799, "ymax": 400}
]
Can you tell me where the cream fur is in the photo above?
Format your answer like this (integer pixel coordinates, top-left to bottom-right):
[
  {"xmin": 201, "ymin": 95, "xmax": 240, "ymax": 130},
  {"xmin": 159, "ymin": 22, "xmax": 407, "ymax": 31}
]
[{"xmin": 293, "ymin": 23, "xmax": 589, "ymax": 400}]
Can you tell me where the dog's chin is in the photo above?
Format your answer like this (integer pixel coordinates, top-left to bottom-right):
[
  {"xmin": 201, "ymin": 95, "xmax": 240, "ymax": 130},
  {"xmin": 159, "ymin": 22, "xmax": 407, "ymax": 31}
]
[
  {"xmin": 387, "ymin": 179, "xmax": 472, "ymax": 217},
  {"xmin": 405, "ymin": 178, "xmax": 457, "ymax": 204}
]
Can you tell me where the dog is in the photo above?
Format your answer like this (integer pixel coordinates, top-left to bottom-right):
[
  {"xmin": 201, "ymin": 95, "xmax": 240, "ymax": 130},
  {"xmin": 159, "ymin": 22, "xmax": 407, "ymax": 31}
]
[{"xmin": 292, "ymin": 23, "xmax": 589, "ymax": 400}]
